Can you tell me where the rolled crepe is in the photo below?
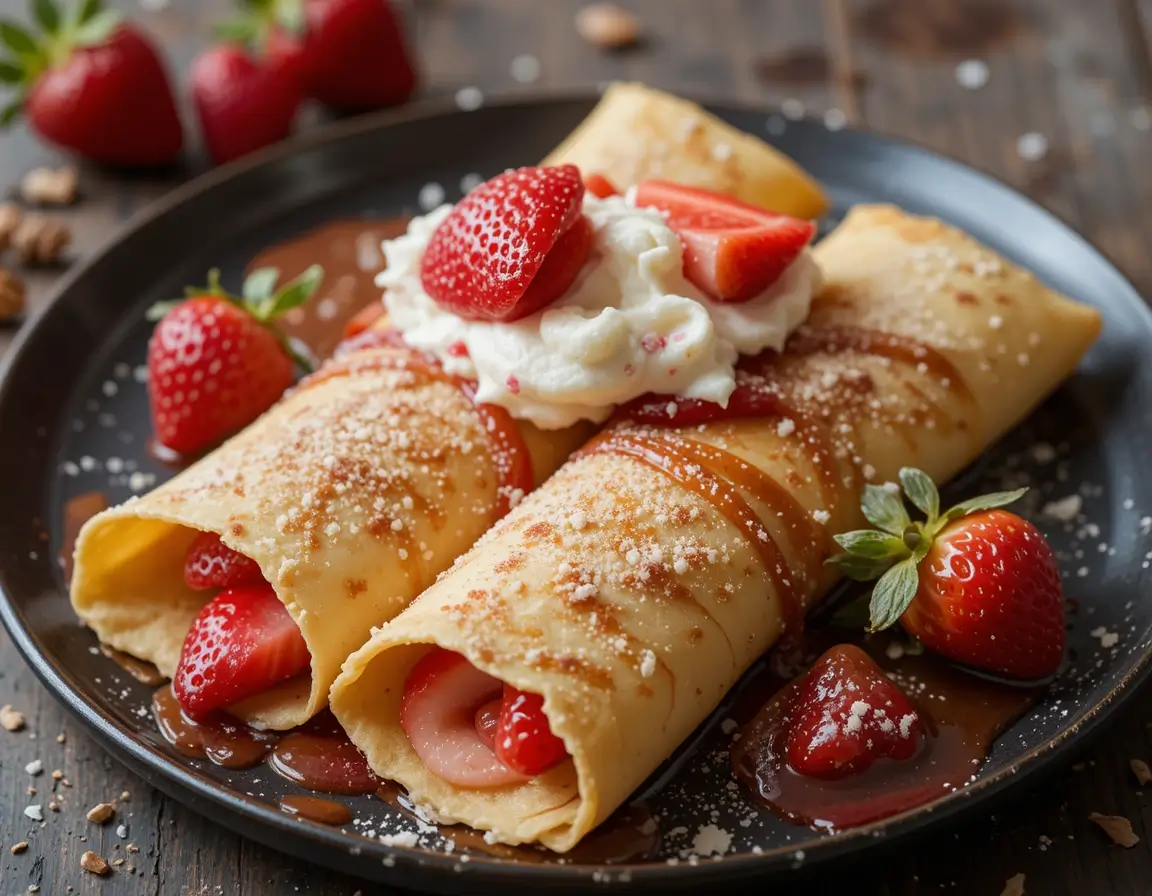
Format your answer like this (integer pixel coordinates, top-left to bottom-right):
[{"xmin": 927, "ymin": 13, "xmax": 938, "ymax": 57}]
[
  {"xmin": 329, "ymin": 205, "xmax": 1102, "ymax": 850},
  {"xmin": 544, "ymin": 82, "xmax": 829, "ymax": 220},
  {"xmin": 71, "ymin": 347, "xmax": 592, "ymax": 729}
]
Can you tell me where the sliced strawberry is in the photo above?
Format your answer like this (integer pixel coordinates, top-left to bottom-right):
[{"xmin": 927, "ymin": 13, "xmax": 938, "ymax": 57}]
[
  {"xmin": 343, "ymin": 301, "xmax": 387, "ymax": 338},
  {"xmin": 494, "ymin": 687, "xmax": 568, "ymax": 776},
  {"xmin": 633, "ymin": 180, "xmax": 815, "ymax": 303},
  {"xmin": 419, "ymin": 165, "xmax": 590, "ymax": 322},
  {"xmin": 183, "ymin": 531, "xmax": 265, "ymax": 591},
  {"xmin": 174, "ymin": 583, "xmax": 310, "ymax": 721},
  {"xmin": 785, "ymin": 644, "xmax": 923, "ymax": 779},
  {"xmin": 583, "ymin": 172, "xmax": 620, "ymax": 198},
  {"xmin": 400, "ymin": 648, "xmax": 527, "ymax": 788}
]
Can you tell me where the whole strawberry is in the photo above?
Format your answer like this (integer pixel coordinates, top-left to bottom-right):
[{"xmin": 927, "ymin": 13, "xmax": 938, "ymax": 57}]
[
  {"xmin": 191, "ymin": 42, "xmax": 302, "ymax": 165},
  {"xmin": 0, "ymin": 0, "xmax": 183, "ymax": 166},
  {"xmin": 147, "ymin": 265, "xmax": 322, "ymax": 455},
  {"xmin": 829, "ymin": 469, "xmax": 1065, "ymax": 680},
  {"xmin": 262, "ymin": 0, "xmax": 417, "ymax": 111}
]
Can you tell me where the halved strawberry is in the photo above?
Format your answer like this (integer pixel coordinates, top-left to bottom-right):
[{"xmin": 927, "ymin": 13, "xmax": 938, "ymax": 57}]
[
  {"xmin": 400, "ymin": 647, "xmax": 527, "ymax": 788},
  {"xmin": 419, "ymin": 165, "xmax": 591, "ymax": 322},
  {"xmin": 173, "ymin": 583, "xmax": 310, "ymax": 721},
  {"xmin": 785, "ymin": 644, "xmax": 923, "ymax": 779},
  {"xmin": 633, "ymin": 180, "xmax": 815, "ymax": 303},
  {"xmin": 183, "ymin": 531, "xmax": 265, "ymax": 590},
  {"xmin": 494, "ymin": 687, "xmax": 568, "ymax": 776},
  {"xmin": 583, "ymin": 172, "xmax": 620, "ymax": 198}
]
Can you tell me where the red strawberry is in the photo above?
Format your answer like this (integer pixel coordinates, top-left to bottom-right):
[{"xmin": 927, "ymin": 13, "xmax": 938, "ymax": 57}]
[
  {"xmin": 184, "ymin": 531, "xmax": 265, "ymax": 591},
  {"xmin": 147, "ymin": 265, "xmax": 322, "ymax": 456},
  {"xmin": 583, "ymin": 172, "xmax": 620, "ymax": 198},
  {"xmin": 191, "ymin": 43, "xmax": 302, "ymax": 165},
  {"xmin": 400, "ymin": 647, "xmax": 527, "ymax": 788},
  {"xmin": 0, "ymin": 2, "xmax": 182, "ymax": 166},
  {"xmin": 174, "ymin": 582, "xmax": 310, "ymax": 720},
  {"xmin": 420, "ymin": 165, "xmax": 591, "ymax": 322},
  {"xmin": 785, "ymin": 644, "xmax": 923, "ymax": 779},
  {"xmin": 632, "ymin": 180, "xmax": 815, "ymax": 303},
  {"xmin": 494, "ymin": 687, "xmax": 568, "ymax": 776},
  {"xmin": 261, "ymin": 0, "xmax": 417, "ymax": 111},
  {"xmin": 830, "ymin": 469, "xmax": 1065, "ymax": 680}
]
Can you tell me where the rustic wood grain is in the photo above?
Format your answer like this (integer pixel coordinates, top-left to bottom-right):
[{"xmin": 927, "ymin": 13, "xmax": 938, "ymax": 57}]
[{"xmin": 1, "ymin": 0, "xmax": 1150, "ymax": 893}]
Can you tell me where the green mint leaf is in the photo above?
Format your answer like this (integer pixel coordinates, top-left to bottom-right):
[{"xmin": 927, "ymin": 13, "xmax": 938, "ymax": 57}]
[
  {"xmin": 73, "ymin": 9, "xmax": 120, "ymax": 47},
  {"xmin": 899, "ymin": 467, "xmax": 939, "ymax": 521},
  {"xmin": 832, "ymin": 529, "xmax": 908, "ymax": 560},
  {"xmin": 242, "ymin": 266, "xmax": 280, "ymax": 302},
  {"xmin": 868, "ymin": 557, "xmax": 920, "ymax": 631},
  {"xmin": 942, "ymin": 487, "xmax": 1028, "ymax": 523},
  {"xmin": 263, "ymin": 264, "xmax": 323, "ymax": 318},
  {"xmin": 74, "ymin": 0, "xmax": 103, "ymax": 25},
  {"xmin": 860, "ymin": 483, "xmax": 911, "ymax": 535},
  {"xmin": 145, "ymin": 299, "xmax": 183, "ymax": 322},
  {"xmin": 826, "ymin": 551, "xmax": 899, "ymax": 582},
  {"xmin": 0, "ymin": 99, "xmax": 23, "ymax": 126},
  {"xmin": 32, "ymin": 0, "xmax": 60, "ymax": 34},
  {"xmin": 830, "ymin": 595, "xmax": 872, "ymax": 629},
  {"xmin": 0, "ymin": 59, "xmax": 23, "ymax": 83},
  {"xmin": 0, "ymin": 20, "xmax": 39, "ymax": 56}
]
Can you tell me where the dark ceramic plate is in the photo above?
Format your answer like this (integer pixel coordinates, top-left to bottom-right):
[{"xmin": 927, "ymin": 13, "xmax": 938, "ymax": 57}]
[{"xmin": 1, "ymin": 93, "xmax": 1150, "ymax": 895}]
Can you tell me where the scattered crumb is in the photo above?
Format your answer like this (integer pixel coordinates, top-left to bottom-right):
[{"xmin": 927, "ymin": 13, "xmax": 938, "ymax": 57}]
[
  {"xmin": 10, "ymin": 841, "xmax": 29, "ymax": 854},
  {"xmin": 24, "ymin": 759, "xmax": 42, "ymax": 776},
  {"xmin": 119, "ymin": 790, "xmax": 131, "ymax": 802},
  {"xmin": 1017, "ymin": 132, "xmax": 1049, "ymax": 162},
  {"xmin": 690, "ymin": 824, "xmax": 732, "ymax": 857},
  {"xmin": 1088, "ymin": 813, "xmax": 1140, "ymax": 848},
  {"xmin": 55, "ymin": 733, "xmax": 65, "ymax": 744},
  {"xmin": 575, "ymin": 3, "xmax": 640, "ymax": 49},
  {"xmin": 80, "ymin": 850, "xmax": 110, "ymax": 875},
  {"xmin": 955, "ymin": 59, "xmax": 990, "ymax": 90},
  {"xmin": 1089, "ymin": 626, "xmax": 1119, "ymax": 649},
  {"xmin": 1042, "ymin": 494, "xmax": 1082, "ymax": 522},
  {"xmin": 86, "ymin": 802, "xmax": 116, "ymax": 824},
  {"xmin": 23, "ymin": 805, "xmax": 42, "ymax": 821},
  {"xmin": 1, "ymin": 704, "xmax": 26, "ymax": 731},
  {"xmin": 379, "ymin": 831, "xmax": 420, "ymax": 848},
  {"xmin": 20, "ymin": 165, "xmax": 78, "ymax": 205},
  {"xmin": 1001, "ymin": 873, "xmax": 1025, "ymax": 896},
  {"xmin": 116, "ymin": 824, "xmax": 129, "ymax": 839},
  {"xmin": 1130, "ymin": 759, "xmax": 1152, "ymax": 786}
]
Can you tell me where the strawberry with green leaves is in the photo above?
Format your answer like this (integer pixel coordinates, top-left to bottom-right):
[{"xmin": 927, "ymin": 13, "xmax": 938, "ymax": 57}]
[
  {"xmin": 146, "ymin": 265, "xmax": 322, "ymax": 456},
  {"xmin": 829, "ymin": 468, "xmax": 1065, "ymax": 680},
  {"xmin": 0, "ymin": 0, "xmax": 183, "ymax": 166}
]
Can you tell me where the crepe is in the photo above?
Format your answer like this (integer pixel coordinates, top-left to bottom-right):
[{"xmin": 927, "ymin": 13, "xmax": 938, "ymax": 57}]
[
  {"xmin": 329, "ymin": 205, "xmax": 1102, "ymax": 850},
  {"xmin": 70, "ymin": 347, "xmax": 591, "ymax": 729},
  {"xmin": 545, "ymin": 82, "xmax": 829, "ymax": 220}
]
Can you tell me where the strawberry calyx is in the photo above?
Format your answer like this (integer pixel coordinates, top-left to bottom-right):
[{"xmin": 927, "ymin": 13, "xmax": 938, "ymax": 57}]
[
  {"xmin": 146, "ymin": 265, "xmax": 323, "ymax": 373},
  {"xmin": 827, "ymin": 468, "xmax": 1027, "ymax": 631},
  {"xmin": 212, "ymin": 0, "xmax": 304, "ymax": 53},
  {"xmin": 0, "ymin": 0, "xmax": 123, "ymax": 125}
]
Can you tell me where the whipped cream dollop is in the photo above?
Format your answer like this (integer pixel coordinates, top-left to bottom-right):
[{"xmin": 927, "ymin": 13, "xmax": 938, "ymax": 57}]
[{"xmin": 379, "ymin": 192, "xmax": 821, "ymax": 430}]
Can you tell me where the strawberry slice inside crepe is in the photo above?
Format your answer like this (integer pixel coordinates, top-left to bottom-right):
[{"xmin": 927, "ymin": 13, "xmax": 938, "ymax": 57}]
[{"xmin": 633, "ymin": 180, "xmax": 816, "ymax": 303}]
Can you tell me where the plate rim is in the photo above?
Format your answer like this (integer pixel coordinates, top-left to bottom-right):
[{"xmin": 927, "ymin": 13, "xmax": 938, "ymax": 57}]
[{"xmin": 1, "ymin": 88, "xmax": 1151, "ymax": 889}]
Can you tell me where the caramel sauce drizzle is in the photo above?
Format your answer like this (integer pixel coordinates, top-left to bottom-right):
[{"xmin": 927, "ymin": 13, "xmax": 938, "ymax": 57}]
[{"xmin": 297, "ymin": 348, "xmax": 532, "ymax": 519}]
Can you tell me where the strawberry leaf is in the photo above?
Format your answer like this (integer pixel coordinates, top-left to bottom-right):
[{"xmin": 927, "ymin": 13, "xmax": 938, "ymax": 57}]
[
  {"xmin": 832, "ymin": 529, "xmax": 908, "ymax": 560},
  {"xmin": 74, "ymin": 0, "xmax": 102, "ymax": 25},
  {"xmin": 868, "ymin": 557, "xmax": 920, "ymax": 631},
  {"xmin": 861, "ymin": 483, "xmax": 910, "ymax": 535},
  {"xmin": 72, "ymin": 8, "xmax": 120, "ymax": 47},
  {"xmin": 274, "ymin": 0, "xmax": 305, "ymax": 34},
  {"xmin": 827, "ymin": 551, "xmax": 900, "ymax": 582},
  {"xmin": 213, "ymin": 18, "xmax": 261, "ymax": 44},
  {"xmin": 899, "ymin": 467, "xmax": 939, "ymax": 521},
  {"xmin": 0, "ymin": 99, "xmax": 23, "ymax": 126},
  {"xmin": 0, "ymin": 20, "xmax": 39, "ymax": 56},
  {"xmin": 242, "ymin": 266, "xmax": 280, "ymax": 302},
  {"xmin": 32, "ymin": 0, "xmax": 59, "ymax": 34},
  {"xmin": 0, "ymin": 59, "xmax": 22, "ymax": 83},
  {"xmin": 184, "ymin": 268, "xmax": 230, "ymax": 300},
  {"xmin": 145, "ymin": 298, "xmax": 183, "ymax": 322},
  {"xmin": 942, "ymin": 487, "xmax": 1028, "ymax": 523},
  {"xmin": 261, "ymin": 264, "xmax": 323, "ymax": 319}
]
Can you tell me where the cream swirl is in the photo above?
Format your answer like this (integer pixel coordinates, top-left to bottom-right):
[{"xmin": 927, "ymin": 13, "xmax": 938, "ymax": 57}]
[{"xmin": 378, "ymin": 193, "xmax": 820, "ymax": 430}]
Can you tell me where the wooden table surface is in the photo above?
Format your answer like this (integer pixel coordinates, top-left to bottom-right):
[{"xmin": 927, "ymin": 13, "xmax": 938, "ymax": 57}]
[{"xmin": 1, "ymin": 0, "xmax": 1151, "ymax": 893}]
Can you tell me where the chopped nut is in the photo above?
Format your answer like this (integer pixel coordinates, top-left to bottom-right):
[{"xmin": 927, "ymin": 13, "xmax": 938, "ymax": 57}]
[
  {"xmin": 10, "ymin": 841, "xmax": 29, "ymax": 854},
  {"xmin": 575, "ymin": 3, "xmax": 640, "ymax": 49},
  {"xmin": 1, "ymin": 704, "xmax": 26, "ymax": 731},
  {"xmin": 111, "ymin": 858, "xmax": 124, "ymax": 867},
  {"xmin": 119, "ymin": 790, "xmax": 131, "ymax": 802},
  {"xmin": 55, "ymin": 733, "xmax": 65, "ymax": 744},
  {"xmin": 80, "ymin": 850, "xmax": 110, "ymax": 875},
  {"xmin": 11, "ymin": 215, "xmax": 70, "ymax": 266},
  {"xmin": 126, "ymin": 843, "xmax": 139, "ymax": 854},
  {"xmin": 1089, "ymin": 812, "xmax": 1140, "ymax": 847},
  {"xmin": 86, "ymin": 802, "xmax": 115, "ymax": 824},
  {"xmin": 1131, "ymin": 758, "xmax": 1152, "ymax": 786},
  {"xmin": 21, "ymin": 166, "xmax": 78, "ymax": 206},
  {"xmin": 0, "ymin": 203, "xmax": 20, "ymax": 251},
  {"xmin": 0, "ymin": 267, "xmax": 26, "ymax": 320},
  {"xmin": 48, "ymin": 801, "xmax": 59, "ymax": 812},
  {"xmin": 28, "ymin": 886, "xmax": 40, "ymax": 893},
  {"xmin": 51, "ymin": 769, "xmax": 63, "ymax": 781},
  {"xmin": 1001, "ymin": 873, "xmax": 1025, "ymax": 896}
]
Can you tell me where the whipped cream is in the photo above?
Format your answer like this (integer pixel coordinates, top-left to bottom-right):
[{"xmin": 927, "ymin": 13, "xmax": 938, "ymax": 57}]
[{"xmin": 379, "ymin": 193, "xmax": 821, "ymax": 430}]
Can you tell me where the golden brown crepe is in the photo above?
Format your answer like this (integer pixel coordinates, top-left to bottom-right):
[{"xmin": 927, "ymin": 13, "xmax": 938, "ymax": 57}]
[
  {"xmin": 70, "ymin": 347, "xmax": 591, "ymax": 729},
  {"xmin": 545, "ymin": 82, "xmax": 829, "ymax": 220},
  {"xmin": 329, "ymin": 205, "xmax": 1102, "ymax": 850}
]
